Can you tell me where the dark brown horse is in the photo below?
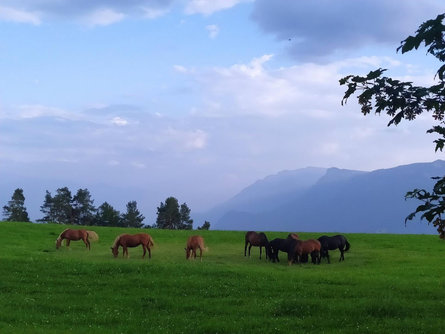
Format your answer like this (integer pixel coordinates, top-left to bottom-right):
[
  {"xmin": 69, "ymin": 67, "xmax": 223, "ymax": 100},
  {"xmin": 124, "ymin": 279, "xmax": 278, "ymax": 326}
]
[
  {"xmin": 185, "ymin": 235, "xmax": 206, "ymax": 261},
  {"xmin": 244, "ymin": 231, "xmax": 270, "ymax": 260},
  {"xmin": 111, "ymin": 233, "xmax": 154, "ymax": 259},
  {"xmin": 294, "ymin": 239, "xmax": 321, "ymax": 265},
  {"xmin": 56, "ymin": 228, "xmax": 99, "ymax": 250}
]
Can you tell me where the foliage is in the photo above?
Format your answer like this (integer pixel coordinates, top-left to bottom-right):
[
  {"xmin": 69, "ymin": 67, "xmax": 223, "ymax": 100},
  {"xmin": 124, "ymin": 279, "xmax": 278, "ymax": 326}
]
[
  {"xmin": 39, "ymin": 187, "xmax": 73, "ymax": 224},
  {"xmin": 340, "ymin": 13, "xmax": 445, "ymax": 237},
  {"xmin": 72, "ymin": 188, "xmax": 96, "ymax": 226},
  {"xmin": 155, "ymin": 196, "xmax": 193, "ymax": 229},
  {"xmin": 197, "ymin": 221, "xmax": 211, "ymax": 230},
  {"xmin": 94, "ymin": 202, "xmax": 121, "ymax": 227},
  {"xmin": 2, "ymin": 188, "xmax": 30, "ymax": 222},
  {"xmin": 120, "ymin": 201, "xmax": 145, "ymax": 228}
]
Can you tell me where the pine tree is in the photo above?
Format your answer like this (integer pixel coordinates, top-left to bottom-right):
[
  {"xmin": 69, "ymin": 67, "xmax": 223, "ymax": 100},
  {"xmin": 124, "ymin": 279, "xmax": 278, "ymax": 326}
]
[
  {"xmin": 2, "ymin": 188, "xmax": 30, "ymax": 222},
  {"xmin": 94, "ymin": 202, "xmax": 121, "ymax": 227},
  {"xmin": 179, "ymin": 203, "xmax": 193, "ymax": 230},
  {"xmin": 72, "ymin": 188, "xmax": 96, "ymax": 226},
  {"xmin": 155, "ymin": 197, "xmax": 181, "ymax": 229},
  {"xmin": 121, "ymin": 201, "xmax": 145, "ymax": 228}
]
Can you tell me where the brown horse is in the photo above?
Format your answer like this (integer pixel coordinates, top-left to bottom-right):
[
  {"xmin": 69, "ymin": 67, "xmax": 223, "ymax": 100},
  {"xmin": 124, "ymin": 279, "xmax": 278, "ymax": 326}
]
[
  {"xmin": 287, "ymin": 233, "xmax": 300, "ymax": 240},
  {"xmin": 294, "ymin": 239, "xmax": 321, "ymax": 265},
  {"xmin": 185, "ymin": 235, "xmax": 206, "ymax": 261},
  {"xmin": 111, "ymin": 233, "xmax": 154, "ymax": 259},
  {"xmin": 56, "ymin": 228, "xmax": 99, "ymax": 250},
  {"xmin": 244, "ymin": 231, "xmax": 270, "ymax": 259}
]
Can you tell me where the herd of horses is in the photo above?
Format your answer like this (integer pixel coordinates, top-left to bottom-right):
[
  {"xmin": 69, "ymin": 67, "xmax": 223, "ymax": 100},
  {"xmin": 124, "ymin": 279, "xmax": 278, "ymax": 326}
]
[
  {"xmin": 245, "ymin": 231, "xmax": 350, "ymax": 265},
  {"xmin": 56, "ymin": 228, "xmax": 205, "ymax": 260},
  {"xmin": 56, "ymin": 228, "xmax": 350, "ymax": 265}
]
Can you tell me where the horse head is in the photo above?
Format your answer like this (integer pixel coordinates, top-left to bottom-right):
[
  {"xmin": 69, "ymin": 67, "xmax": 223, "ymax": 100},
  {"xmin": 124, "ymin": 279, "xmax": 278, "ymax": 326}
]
[
  {"xmin": 111, "ymin": 246, "xmax": 119, "ymax": 258},
  {"xmin": 55, "ymin": 237, "xmax": 62, "ymax": 249}
]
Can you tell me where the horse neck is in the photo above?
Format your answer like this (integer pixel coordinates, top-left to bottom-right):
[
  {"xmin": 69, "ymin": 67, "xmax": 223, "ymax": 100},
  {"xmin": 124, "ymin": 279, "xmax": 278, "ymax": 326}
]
[{"xmin": 112, "ymin": 235, "xmax": 123, "ymax": 248}]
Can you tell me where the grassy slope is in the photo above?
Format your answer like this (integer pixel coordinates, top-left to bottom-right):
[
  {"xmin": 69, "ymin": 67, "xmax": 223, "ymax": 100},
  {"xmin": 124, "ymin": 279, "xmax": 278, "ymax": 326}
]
[{"xmin": 0, "ymin": 222, "xmax": 444, "ymax": 334}]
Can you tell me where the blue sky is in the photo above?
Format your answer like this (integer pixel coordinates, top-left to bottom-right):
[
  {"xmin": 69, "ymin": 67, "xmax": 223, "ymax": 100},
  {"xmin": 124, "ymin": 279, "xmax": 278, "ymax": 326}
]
[{"xmin": 0, "ymin": 0, "xmax": 443, "ymax": 224}]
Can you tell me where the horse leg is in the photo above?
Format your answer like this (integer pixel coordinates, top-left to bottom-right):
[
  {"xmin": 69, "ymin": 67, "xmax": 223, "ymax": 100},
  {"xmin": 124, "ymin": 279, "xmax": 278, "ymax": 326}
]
[
  {"xmin": 259, "ymin": 246, "xmax": 262, "ymax": 260},
  {"xmin": 248, "ymin": 244, "xmax": 252, "ymax": 257},
  {"xmin": 142, "ymin": 245, "xmax": 146, "ymax": 259},
  {"xmin": 66, "ymin": 239, "xmax": 71, "ymax": 248},
  {"xmin": 123, "ymin": 246, "xmax": 128, "ymax": 258},
  {"xmin": 326, "ymin": 250, "xmax": 330, "ymax": 264},
  {"xmin": 84, "ymin": 237, "xmax": 90, "ymax": 250},
  {"xmin": 199, "ymin": 247, "xmax": 203, "ymax": 262},
  {"xmin": 340, "ymin": 249, "xmax": 344, "ymax": 262},
  {"xmin": 148, "ymin": 246, "xmax": 151, "ymax": 259},
  {"xmin": 244, "ymin": 241, "xmax": 248, "ymax": 256}
]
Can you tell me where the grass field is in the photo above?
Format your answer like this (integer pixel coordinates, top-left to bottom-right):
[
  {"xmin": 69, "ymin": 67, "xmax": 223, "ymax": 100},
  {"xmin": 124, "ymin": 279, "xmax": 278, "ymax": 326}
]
[{"xmin": 0, "ymin": 222, "xmax": 444, "ymax": 333}]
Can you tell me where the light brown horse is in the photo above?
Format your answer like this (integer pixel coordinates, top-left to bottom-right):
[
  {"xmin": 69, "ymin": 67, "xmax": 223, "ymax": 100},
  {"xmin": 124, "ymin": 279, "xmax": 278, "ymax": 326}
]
[
  {"xmin": 185, "ymin": 235, "xmax": 206, "ymax": 261},
  {"xmin": 110, "ymin": 233, "xmax": 154, "ymax": 259},
  {"xmin": 56, "ymin": 228, "xmax": 99, "ymax": 250},
  {"xmin": 294, "ymin": 239, "xmax": 321, "ymax": 265}
]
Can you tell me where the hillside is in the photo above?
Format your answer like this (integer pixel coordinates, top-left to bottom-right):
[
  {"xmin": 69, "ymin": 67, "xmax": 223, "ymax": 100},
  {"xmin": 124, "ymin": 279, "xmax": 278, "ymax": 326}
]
[{"xmin": 206, "ymin": 160, "xmax": 445, "ymax": 234}]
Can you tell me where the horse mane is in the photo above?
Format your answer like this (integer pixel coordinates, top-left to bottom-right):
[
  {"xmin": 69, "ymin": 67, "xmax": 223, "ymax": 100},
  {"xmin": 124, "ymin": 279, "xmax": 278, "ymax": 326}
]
[
  {"xmin": 86, "ymin": 230, "xmax": 99, "ymax": 242},
  {"xmin": 111, "ymin": 234, "xmax": 125, "ymax": 248},
  {"xmin": 56, "ymin": 228, "xmax": 70, "ymax": 241}
]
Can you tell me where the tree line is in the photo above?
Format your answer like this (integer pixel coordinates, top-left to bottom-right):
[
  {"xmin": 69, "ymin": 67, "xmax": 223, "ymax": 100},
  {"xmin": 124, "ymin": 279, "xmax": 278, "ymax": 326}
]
[{"xmin": 2, "ymin": 187, "xmax": 210, "ymax": 230}]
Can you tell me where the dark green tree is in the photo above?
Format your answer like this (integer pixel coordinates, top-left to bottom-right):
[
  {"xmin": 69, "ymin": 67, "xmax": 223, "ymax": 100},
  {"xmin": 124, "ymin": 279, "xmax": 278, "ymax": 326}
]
[
  {"xmin": 155, "ymin": 197, "xmax": 193, "ymax": 229},
  {"xmin": 121, "ymin": 201, "xmax": 145, "ymax": 228},
  {"xmin": 340, "ymin": 13, "xmax": 445, "ymax": 238},
  {"xmin": 155, "ymin": 197, "xmax": 181, "ymax": 229},
  {"xmin": 72, "ymin": 188, "xmax": 96, "ymax": 226},
  {"xmin": 39, "ymin": 190, "xmax": 55, "ymax": 223},
  {"xmin": 39, "ymin": 187, "xmax": 73, "ymax": 224},
  {"xmin": 94, "ymin": 202, "xmax": 121, "ymax": 227},
  {"xmin": 2, "ymin": 188, "xmax": 30, "ymax": 222},
  {"xmin": 197, "ymin": 221, "xmax": 211, "ymax": 230},
  {"xmin": 179, "ymin": 203, "xmax": 193, "ymax": 230}
]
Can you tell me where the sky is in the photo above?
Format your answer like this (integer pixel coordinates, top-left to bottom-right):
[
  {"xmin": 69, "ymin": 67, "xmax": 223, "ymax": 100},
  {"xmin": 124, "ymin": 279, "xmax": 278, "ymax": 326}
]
[{"xmin": 0, "ymin": 0, "xmax": 444, "ymax": 224}]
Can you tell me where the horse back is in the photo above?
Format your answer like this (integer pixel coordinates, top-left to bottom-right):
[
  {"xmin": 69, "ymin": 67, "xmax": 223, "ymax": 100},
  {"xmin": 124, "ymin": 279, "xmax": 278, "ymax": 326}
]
[{"xmin": 187, "ymin": 235, "xmax": 204, "ymax": 249}]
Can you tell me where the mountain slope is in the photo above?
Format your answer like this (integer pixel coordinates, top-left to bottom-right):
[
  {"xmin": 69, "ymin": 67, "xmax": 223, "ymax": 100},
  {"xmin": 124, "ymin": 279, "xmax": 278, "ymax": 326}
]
[{"xmin": 211, "ymin": 160, "xmax": 444, "ymax": 234}]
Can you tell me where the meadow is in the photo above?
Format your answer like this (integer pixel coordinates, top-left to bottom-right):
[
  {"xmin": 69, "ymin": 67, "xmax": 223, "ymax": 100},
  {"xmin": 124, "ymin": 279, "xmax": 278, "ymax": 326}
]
[{"xmin": 0, "ymin": 222, "xmax": 444, "ymax": 334}]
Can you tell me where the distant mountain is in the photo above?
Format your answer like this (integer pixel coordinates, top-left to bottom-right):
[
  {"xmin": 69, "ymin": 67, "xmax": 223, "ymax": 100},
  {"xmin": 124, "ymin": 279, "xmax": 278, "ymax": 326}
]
[
  {"xmin": 200, "ymin": 167, "xmax": 327, "ymax": 224},
  {"xmin": 205, "ymin": 160, "xmax": 445, "ymax": 234}
]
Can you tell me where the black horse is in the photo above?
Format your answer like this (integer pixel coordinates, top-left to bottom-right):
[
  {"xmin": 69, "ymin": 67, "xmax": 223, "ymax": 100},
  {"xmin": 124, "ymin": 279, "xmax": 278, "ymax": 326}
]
[
  {"xmin": 318, "ymin": 235, "xmax": 350, "ymax": 263},
  {"xmin": 269, "ymin": 238, "xmax": 302, "ymax": 264},
  {"xmin": 244, "ymin": 231, "xmax": 271, "ymax": 260}
]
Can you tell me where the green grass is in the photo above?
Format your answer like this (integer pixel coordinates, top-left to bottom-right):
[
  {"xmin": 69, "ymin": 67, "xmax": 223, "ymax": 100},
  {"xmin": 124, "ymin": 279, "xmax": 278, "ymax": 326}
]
[{"xmin": 0, "ymin": 222, "xmax": 444, "ymax": 333}]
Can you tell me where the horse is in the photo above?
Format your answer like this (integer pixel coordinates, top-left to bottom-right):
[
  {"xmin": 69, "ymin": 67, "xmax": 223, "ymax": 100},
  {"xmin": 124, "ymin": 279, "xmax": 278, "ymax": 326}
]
[
  {"xmin": 244, "ymin": 231, "xmax": 271, "ymax": 260},
  {"xmin": 294, "ymin": 239, "xmax": 321, "ymax": 265},
  {"xmin": 111, "ymin": 233, "xmax": 154, "ymax": 259},
  {"xmin": 318, "ymin": 235, "xmax": 350, "ymax": 263},
  {"xmin": 56, "ymin": 228, "xmax": 99, "ymax": 250},
  {"xmin": 269, "ymin": 238, "xmax": 296, "ymax": 263},
  {"xmin": 287, "ymin": 233, "xmax": 300, "ymax": 240},
  {"xmin": 185, "ymin": 235, "xmax": 206, "ymax": 261}
]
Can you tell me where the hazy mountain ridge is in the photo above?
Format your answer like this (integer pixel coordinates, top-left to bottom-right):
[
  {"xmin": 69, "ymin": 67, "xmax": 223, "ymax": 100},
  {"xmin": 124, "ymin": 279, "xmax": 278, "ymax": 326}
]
[{"xmin": 207, "ymin": 160, "xmax": 445, "ymax": 234}]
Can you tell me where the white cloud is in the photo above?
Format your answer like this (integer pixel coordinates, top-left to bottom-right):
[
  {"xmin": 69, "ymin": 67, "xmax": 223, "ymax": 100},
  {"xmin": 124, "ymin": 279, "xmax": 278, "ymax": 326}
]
[
  {"xmin": 83, "ymin": 8, "xmax": 125, "ymax": 26},
  {"xmin": 185, "ymin": 0, "xmax": 249, "ymax": 15},
  {"xmin": 206, "ymin": 24, "xmax": 219, "ymax": 39},
  {"xmin": 0, "ymin": 6, "xmax": 40, "ymax": 25},
  {"xmin": 111, "ymin": 117, "xmax": 129, "ymax": 126}
]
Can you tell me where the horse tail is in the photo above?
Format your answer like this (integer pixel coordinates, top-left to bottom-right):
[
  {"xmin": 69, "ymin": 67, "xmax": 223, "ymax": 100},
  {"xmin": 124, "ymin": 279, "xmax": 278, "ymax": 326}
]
[
  {"xmin": 344, "ymin": 239, "xmax": 351, "ymax": 252},
  {"xmin": 148, "ymin": 235, "xmax": 154, "ymax": 247},
  {"xmin": 86, "ymin": 230, "xmax": 99, "ymax": 242}
]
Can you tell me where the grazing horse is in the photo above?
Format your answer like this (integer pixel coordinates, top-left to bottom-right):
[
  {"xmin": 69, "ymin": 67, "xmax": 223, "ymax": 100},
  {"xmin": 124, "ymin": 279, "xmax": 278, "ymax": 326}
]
[
  {"xmin": 185, "ymin": 235, "xmax": 206, "ymax": 261},
  {"xmin": 287, "ymin": 233, "xmax": 300, "ymax": 240},
  {"xmin": 269, "ymin": 238, "xmax": 297, "ymax": 263},
  {"xmin": 294, "ymin": 239, "xmax": 321, "ymax": 265},
  {"xmin": 318, "ymin": 235, "xmax": 350, "ymax": 263},
  {"xmin": 111, "ymin": 233, "xmax": 154, "ymax": 259},
  {"xmin": 244, "ymin": 231, "xmax": 271, "ymax": 260},
  {"xmin": 56, "ymin": 228, "xmax": 98, "ymax": 250}
]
